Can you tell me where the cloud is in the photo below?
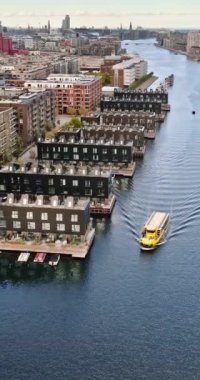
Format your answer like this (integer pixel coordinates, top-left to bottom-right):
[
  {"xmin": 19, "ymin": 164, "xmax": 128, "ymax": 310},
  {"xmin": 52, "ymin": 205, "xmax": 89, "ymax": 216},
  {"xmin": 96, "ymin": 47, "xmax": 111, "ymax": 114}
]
[{"xmin": 2, "ymin": 10, "xmax": 200, "ymax": 18}]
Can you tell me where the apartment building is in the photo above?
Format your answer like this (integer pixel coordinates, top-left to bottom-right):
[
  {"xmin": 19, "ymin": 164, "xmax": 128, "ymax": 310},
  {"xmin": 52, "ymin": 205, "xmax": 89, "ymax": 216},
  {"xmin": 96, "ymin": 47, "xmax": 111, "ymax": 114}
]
[
  {"xmin": 110, "ymin": 58, "xmax": 148, "ymax": 87},
  {"xmin": 114, "ymin": 89, "xmax": 168, "ymax": 104},
  {"xmin": 0, "ymin": 90, "xmax": 55, "ymax": 147},
  {"xmin": 0, "ymin": 163, "xmax": 112, "ymax": 200},
  {"xmin": 25, "ymin": 74, "xmax": 102, "ymax": 115},
  {"xmin": 0, "ymin": 193, "xmax": 90, "ymax": 237},
  {"xmin": 187, "ymin": 31, "xmax": 200, "ymax": 54},
  {"xmin": 101, "ymin": 99, "xmax": 162, "ymax": 114},
  {"xmin": 0, "ymin": 107, "xmax": 18, "ymax": 159},
  {"xmin": 37, "ymin": 137, "xmax": 134, "ymax": 164}
]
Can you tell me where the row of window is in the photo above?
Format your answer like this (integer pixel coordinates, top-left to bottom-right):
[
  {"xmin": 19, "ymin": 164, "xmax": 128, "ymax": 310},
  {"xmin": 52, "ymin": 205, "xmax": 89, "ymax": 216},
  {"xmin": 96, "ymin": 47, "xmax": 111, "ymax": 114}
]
[
  {"xmin": 43, "ymin": 147, "xmax": 129, "ymax": 155},
  {"xmin": 10, "ymin": 211, "xmax": 78, "ymax": 222},
  {"xmin": 11, "ymin": 221, "xmax": 80, "ymax": 232},
  {"xmin": 0, "ymin": 179, "xmax": 106, "ymax": 188}
]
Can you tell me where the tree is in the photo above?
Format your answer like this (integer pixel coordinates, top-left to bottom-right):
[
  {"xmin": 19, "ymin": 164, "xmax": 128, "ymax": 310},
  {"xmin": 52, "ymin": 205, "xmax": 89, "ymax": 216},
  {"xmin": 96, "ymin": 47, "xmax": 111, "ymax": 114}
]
[
  {"xmin": 29, "ymin": 150, "xmax": 36, "ymax": 160},
  {"xmin": 68, "ymin": 117, "xmax": 82, "ymax": 128},
  {"xmin": 14, "ymin": 136, "xmax": 23, "ymax": 158},
  {"xmin": 100, "ymin": 71, "xmax": 110, "ymax": 85},
  {"xmin": 3, "ymin": 151, "xmax": 12, "ymax": 163},
  {"xmin": 78, "ymin": 107, "xmax": 87, "ymax": 116},
  {"xmin": 67, "ymin": 107, "xmax": 76, "ymax": 115},
  {"xmin": 33, "ymin": 130, "xmax": 40, "ymax": 143}
]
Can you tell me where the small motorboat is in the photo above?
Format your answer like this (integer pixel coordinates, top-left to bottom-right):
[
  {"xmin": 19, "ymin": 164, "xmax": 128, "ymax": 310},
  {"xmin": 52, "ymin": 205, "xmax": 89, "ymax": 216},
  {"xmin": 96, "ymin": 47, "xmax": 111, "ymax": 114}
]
[
  {"xmin": 17, "ymin": 252, "xmax": 30, "ymax": 262},
  {"xmin": 49, "ymin": 254, "xmax": 60, "ymax": 267},
  {"xmin": 34, "ymin": 252, "xmax": 46, "ymax": 263}
]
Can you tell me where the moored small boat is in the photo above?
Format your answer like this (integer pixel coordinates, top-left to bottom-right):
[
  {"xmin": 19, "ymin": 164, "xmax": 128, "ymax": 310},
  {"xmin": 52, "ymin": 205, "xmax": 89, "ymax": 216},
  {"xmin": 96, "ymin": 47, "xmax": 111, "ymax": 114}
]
[
  {"xmin": 17, "ymin": 252, "xmax": 30, "ymax": 262},
  {"xmin": 139, "ymin": 212, "xmax": 169, "ymax": 251},
  {"xmin": 49, "ymin": 254, "xmax": 60, "ymax": 267},
  {"xmin": 34, "ymin": 252, "xmax": 46, "ymax": 263}
]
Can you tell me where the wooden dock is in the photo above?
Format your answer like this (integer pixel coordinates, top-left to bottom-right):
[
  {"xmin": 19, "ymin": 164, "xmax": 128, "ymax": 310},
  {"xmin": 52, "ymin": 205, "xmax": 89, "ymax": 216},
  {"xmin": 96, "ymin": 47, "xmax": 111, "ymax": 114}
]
[
  {"xmin": 0, "ymin": 229, "xmax": 95, "ymax": 259},
  {"xmin": 90, "ymin": 194, "xmax": 116, "ymax": 215},
  {"xmin": 111, "ymin": 162, "xmax": 136, "ymax": 177}
]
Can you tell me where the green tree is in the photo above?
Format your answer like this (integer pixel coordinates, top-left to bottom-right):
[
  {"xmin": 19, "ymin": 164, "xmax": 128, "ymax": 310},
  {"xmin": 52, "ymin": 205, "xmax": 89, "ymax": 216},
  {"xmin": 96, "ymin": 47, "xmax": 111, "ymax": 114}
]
[
  {"xmin": 68, "ymin": 117, "xmax": 82, "ymax": 128},
  {"xmin": 33, "ymin": 130, "xmax": 40, "ymax": 143},
  {"xmin": 67, "ymin": 107, "xmax": 76, "ymax": 115},
  {"xmin": 78, "ymin": 107, "xmax": 87, "ymax": 116},
  {"xmin": 29, "ymin": 149, "xmax": 36, "ymax": 160},
  {"xmin": 14, "ymin": 136, "xmax": 23, "ymax": 158},
  {"xmin": 3, "ymin": 151, "xmax": 13, "ymax": 163},
  {"xmin": 100, "ymin": 71, "xmax": 110, "ymax": 85}
]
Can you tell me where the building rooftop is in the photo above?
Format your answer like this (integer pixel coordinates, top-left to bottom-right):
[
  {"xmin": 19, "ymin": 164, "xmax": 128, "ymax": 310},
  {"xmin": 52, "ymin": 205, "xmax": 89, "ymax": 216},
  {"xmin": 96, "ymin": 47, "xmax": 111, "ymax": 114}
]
[
  {"xmin": 0, "ymin": 163, "xmax": 112, "ymax": 178},
  {"xmin": 39, "ymin": 136, "xmax": 133, "ymax": 147},
  {"xmin": 1, "ymin": 193, "xmax": 89, "ymax": 210}
]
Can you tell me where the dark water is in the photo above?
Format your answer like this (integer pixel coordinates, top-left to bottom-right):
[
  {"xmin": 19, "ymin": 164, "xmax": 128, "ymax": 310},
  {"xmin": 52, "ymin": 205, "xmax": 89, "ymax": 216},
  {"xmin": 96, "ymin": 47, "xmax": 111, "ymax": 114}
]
[{"xmin": 1, "ymin": 40, "xmax": 200, "ymax": 379}]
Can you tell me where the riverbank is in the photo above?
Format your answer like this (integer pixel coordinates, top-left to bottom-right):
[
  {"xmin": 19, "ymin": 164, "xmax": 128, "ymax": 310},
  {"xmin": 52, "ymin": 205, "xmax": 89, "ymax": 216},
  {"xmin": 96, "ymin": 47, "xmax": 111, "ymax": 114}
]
[{"xmin": 137, "ymin": 75, "xmax": 158, "ymax": 90}]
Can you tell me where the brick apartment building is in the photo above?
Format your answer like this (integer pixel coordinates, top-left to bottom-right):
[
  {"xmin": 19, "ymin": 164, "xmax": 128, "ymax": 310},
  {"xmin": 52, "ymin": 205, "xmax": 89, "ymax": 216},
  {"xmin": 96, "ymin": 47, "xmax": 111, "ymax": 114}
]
[
  {"xmin": 0, "ymin": 90, "xmax": 55, "ymax": 147},
  {"xmin": 25, "ymin": 74, "xmax": 102, "ymax": 115},
  {"xmin": 0, "ymin": 107, "xmax": 18, "ymax": 159}
]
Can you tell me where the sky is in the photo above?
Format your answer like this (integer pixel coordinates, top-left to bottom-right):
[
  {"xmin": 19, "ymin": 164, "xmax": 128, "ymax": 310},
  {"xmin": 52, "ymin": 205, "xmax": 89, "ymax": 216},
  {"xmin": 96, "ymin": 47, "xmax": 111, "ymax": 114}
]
[{"xmin": 1, "ymin": 0, "xmax": 200, "ymax": 29}]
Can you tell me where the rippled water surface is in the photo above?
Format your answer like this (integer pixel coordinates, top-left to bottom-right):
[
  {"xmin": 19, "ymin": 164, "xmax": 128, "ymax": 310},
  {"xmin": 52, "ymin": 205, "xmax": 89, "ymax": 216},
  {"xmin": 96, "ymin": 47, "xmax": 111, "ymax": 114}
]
[{"xmin": 1, "ymin": 40, "xmax": 200, "ymax": 379}]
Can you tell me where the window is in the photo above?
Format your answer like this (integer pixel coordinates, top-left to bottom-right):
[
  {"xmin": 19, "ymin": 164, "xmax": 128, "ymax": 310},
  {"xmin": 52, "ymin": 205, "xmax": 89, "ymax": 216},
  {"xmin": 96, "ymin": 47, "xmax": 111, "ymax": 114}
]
[
  {"xmin": 73, "ymin": 147, "xmax": 78, "ymax": 153},
  {"xmin": 85, "ymin": 180, "xmax": 90, "ymax": 187},
  {"xmin": 97, "ymin": 181, "xmax": 103, "ymax": 188},
  {"xmin": 93, "ymin": 155, "xmax": 99, "ymax": 161},
  {"xmin": 26, "ymin": 212, "xmax": 33, "ymax": 220},
  {"xmin": 48, "ymin": 178, "xmax": 54, "ymax": 186},
  {"xmin": 93, "ymin": 148, "xmax": 97, "ymax": 154},
  {"xmin": 56, "ymin": 213, "xmax": 63, "ymax": 222},
  {"xmin": 27, "ymin": 222, "xmax": 35, "ymax": 230},
  {"xmin": 72, "ymin": 224, "xmax": 80, "ymax": 233},
  {"xmin": 73, "ymin": 154, "xmax": 79, "ymax": 160},
  {"xmin": 13, "ymin": 221, "xmax": 21, "ymax": 229},
  {"xmin": 113, "ymin": 149, "xmax": 117, "ymax": 155},
  {"xmin": 73, "ymin": 180, "xmax": 78, "ymax": 187},
  {"xmin": 41, "ymin": 213, "xmax": 48, "ymax": 221},
  {"xmin": 83, "ymin": 148, "xmax": 88, "ymax": 153},
  {"xmin": 12, "ymin": 211, "xmax": 18, "ymax": 219},
  {"xmin": 60, "ymin": 179, "xmax": 66, "ymax": 186},
  {"xmin": 0, "ymin": 210, "xmax": 4, "ymax": 218},
  {"xmin": 71, "ymin": 214, "xmax": 78, "ymax": 222},
  {"xmin": 64, "ymin": 147, "xmax": 68, "ymax": 152},
  {"xmin": 57, "ymin": 223, "xmax": 65, "ymax": 231},
  {"xmin": 85, "ymin": 189, "xmax": 92, "ymax": 196},
  {"xmin": 0, "ymin": 220, "xmax": 6, "ymax": 228},
  {"xmin": 0, "ymin": 185, "xmax": 5, "ymax": 191},
  {"xmin": 102, "ymin": 149, "xmax": 107, "ymax": 154},
  {"xmin": 42, "ymin": 223, "xmax": 50, "ymax": 231},
  {"xmin": 122, "ymin": 149, "xmax": 127, "ymax": 155}
]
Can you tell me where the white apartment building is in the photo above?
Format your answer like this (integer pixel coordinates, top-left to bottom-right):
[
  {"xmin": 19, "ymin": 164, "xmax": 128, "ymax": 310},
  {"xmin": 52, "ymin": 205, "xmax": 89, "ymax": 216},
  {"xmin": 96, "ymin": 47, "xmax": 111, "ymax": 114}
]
[
  {"xmin": 112, "ymin": 58, "xmax": 148, "ymax": 87},
  {"xmin": 187, "ymin": 31, "xmax": 200, "ymax": 53}
]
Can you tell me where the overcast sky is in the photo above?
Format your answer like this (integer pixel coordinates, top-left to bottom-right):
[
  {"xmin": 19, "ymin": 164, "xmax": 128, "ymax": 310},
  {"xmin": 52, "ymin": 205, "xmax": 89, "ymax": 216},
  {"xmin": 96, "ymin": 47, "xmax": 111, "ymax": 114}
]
[{"xmin": 1, "ymin": 0, "xmax": 200, "ymax": 28}]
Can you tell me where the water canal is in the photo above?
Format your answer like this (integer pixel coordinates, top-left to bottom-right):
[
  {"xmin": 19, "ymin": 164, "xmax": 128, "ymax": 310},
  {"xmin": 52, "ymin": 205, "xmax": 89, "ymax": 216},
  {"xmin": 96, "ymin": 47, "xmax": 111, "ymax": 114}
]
[{"xmin": 1, "ymin": 39, "xmax": 200, "ymax": 379}]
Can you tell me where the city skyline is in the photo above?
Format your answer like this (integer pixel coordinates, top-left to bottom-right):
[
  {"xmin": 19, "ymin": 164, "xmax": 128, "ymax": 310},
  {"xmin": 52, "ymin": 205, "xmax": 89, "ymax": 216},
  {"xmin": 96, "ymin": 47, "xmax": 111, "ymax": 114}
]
[{"xmin": 1, "ymin": 0, "xmax": 200, "ymax": 28}]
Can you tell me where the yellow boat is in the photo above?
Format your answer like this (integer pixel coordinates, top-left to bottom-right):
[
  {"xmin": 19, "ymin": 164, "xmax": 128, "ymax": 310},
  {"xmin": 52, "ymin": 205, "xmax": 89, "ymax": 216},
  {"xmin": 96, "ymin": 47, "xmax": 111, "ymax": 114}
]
[{"xmin": 140, "ymin": 212, "xmax": 169, "ymax": 251}]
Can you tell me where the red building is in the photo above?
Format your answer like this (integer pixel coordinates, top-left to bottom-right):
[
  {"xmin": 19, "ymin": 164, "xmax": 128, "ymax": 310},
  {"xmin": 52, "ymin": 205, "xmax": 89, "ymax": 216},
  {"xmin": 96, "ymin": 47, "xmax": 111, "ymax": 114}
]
[{"xmin": 0, "ymin": 33, "xmax": 13, "ymax": 54}]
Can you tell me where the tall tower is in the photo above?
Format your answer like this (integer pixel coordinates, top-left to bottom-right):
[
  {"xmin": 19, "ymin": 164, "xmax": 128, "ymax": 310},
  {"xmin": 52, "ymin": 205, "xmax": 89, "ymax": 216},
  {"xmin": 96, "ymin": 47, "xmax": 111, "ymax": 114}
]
[
  {"xmin": 62, "ymin": 15, "xmax": 70, "ymax": 30},
  {"xmin": 129, "ymin": 22, "xmax": 132, "ymax": 31},
  {"xmin": 48, "ymin": 20, "xmax": 51, "ymax": 34}
]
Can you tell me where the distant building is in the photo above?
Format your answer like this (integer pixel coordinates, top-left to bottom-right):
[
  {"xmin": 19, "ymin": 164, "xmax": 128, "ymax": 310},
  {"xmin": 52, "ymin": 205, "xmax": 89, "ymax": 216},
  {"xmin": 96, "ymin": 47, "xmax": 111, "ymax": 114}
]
[
  {"xmin": 62, "ymin": 15, "xmax": 70, "ymax": 30},
  {"xmin": 187, "ymin": 31, "xmax": 200, "ymax": 59},
  {"xmin": 47, "ymin": 20, "xmax": 51, "ymax": 34}
]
